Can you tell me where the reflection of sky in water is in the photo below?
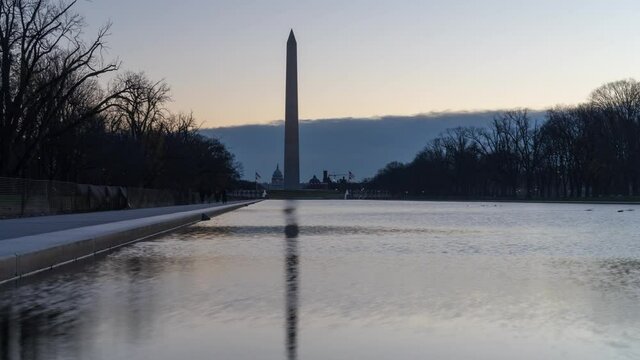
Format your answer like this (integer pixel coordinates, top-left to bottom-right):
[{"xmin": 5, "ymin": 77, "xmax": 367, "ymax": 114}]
[{"xmin": 2, "ymin": 200, "xmax": 640, "ymax": 359}]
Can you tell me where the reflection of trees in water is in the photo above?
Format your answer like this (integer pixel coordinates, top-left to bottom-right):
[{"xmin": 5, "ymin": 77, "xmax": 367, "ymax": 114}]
[
  {"xmin": 284, "ymin": 201, "xmax": 299, "ymax": 360},
  {"xmin": 0, "ymin": 309, "xmax": 7, "ymax": 359},
  {"xmin": 180, "ymin": 224, "xmax": 443, "ymax": 239},
  {"xmin": 179, "ymin": 224, "xmax": 282, "ymax": 237},
  {"xmin": 176, "ymin": 224, "xmax": 238, "ymax": 237},
  {"xmin": 553, "ymin": 258, "xmax": 640, "ymax": 295},
  {"xmin": 0, "ymin": 304, "xmax": 80, "ymax": 360},
  {"xmin": 0, "ymin": 274, "xmax": 91, "ymax": 359},
  {"xmin": 119, "ymin": 256, "xmax": 159, "ymax": 345},
  {"xmin": 0, "ymin": 251, "xmax": 165, "ymax": 360},
  {"xmin": 597, "ymin": 259, "xmax": 640, "ymax": 292}
]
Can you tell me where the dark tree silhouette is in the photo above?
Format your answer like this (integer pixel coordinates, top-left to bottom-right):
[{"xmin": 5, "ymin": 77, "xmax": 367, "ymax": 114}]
[
  {"xmin": 368, "ymin": 80, "xmax": 640, "ymax": 200},
  {"xmin": 0, "ymin": 0, "xmax": 119, "ymax": 177},
  {"xmin": 0, "ymin": 0, "xmax": 240, "ymax": 198}
]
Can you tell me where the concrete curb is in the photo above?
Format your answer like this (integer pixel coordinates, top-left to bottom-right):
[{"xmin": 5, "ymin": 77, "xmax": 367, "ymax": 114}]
[{"xmin": 0, "ymin": 200, "xmax": 261, "ymax": 283}]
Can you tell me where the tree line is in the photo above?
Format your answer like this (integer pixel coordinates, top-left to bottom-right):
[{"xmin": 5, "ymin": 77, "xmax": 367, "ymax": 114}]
[
  {"xmin": 0, "ymin": 0, "xmax": 239, "ymax": 196},
  {"xmin": 369, "ymin": 79, "xmax": 640, "ymax": 199}
]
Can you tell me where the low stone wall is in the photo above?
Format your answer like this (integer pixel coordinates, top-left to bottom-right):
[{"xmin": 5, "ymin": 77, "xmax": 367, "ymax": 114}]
[
  {"xmin": 0, "ymin": 200, "xmax": 261, "ymax": 283},
  {"xmin": 0, "ymin": 176, "xmax": 207, "ymax": 218}
]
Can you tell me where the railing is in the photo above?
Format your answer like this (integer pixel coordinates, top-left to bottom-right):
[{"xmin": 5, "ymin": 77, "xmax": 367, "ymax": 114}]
[
  {"xmin": 228, "ymin": 189, "xmax": 392, "ymax": 200},
  {"xmin": 0, "ymin": 177, "xmax": 200, "ymax": 218},
  {"xmin": 228, "ymin": 190, "xmax": 264, "ymax": 200},
  {"xmin": 348, "ymin": 190, "xmax": 392, "ymax": 200}
]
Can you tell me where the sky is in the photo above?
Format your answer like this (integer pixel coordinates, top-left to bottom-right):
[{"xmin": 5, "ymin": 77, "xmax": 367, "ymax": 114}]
[{"xmin": 77, "ymin": 0, "xmax": 640, "ymax": 127}]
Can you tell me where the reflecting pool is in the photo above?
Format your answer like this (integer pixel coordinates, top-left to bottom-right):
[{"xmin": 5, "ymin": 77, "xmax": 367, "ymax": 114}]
[{"xmin": 2, "ymin": 200, "xmax": 640, "ymax": 359}]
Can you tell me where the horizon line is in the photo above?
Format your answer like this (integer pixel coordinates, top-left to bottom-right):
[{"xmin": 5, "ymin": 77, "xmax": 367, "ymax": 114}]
[{"xmin": 204, "ymin": 107, "xmax": 555, "ymax": 129}]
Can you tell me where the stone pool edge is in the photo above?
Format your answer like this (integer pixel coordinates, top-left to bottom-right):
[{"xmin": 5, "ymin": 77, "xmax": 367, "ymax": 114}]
[{"xmin": 0, "ymin": 200, "xmax": 262, "ymax": 284}]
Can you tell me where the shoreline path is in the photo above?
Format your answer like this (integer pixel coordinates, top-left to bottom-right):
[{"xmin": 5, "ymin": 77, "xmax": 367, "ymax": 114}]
[{"xmin": 0, "ymin": 200, "xmax": 262, "ymax": 282}]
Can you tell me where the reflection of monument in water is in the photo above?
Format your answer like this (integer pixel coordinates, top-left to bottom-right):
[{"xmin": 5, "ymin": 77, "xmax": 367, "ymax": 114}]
[
  {"xmin": 284, "ymin": 30, "xmax": 300, "ymax": 190},
  {"xmin": 284, "ymin": 201, "xmax": 299, "ymax": 360}
]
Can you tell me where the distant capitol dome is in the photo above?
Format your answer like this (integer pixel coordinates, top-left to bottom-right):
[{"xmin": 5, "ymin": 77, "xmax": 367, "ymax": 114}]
[
  {"xmin": 308, "ymin": 175, "xmax": 321, "ymax": 185},
  {"xmin": 271, "ymin": 164, "xmax": 284, "ymax": 185}
]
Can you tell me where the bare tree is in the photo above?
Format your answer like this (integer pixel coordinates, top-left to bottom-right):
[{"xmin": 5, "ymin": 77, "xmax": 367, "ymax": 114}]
[
  {"xmin": 107, "ymin": 71, "xmax": 171, "ymax": 139},
  {"xmin": 589, "ymin": 79, "xmax": 640, "ymax": 119},
  {"xmin": 164, "ymin": 111, "xmax": 198, "ymax": 136},
  {"xmin": 589, "ymin": 79, "xmax": 640, "ymax": 195},
  {"xmin": 0, "ymin": 0, "xmax": 119, "ymax": 176}
]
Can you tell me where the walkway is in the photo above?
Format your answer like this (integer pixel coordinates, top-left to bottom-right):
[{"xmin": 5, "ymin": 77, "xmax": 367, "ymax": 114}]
[
  {"xmin": 0, "ymin": 202, "xmax": 243, "ymax": 241},
  {"xmin": 0, "ymin": 200, "xmax": 262, "ymax": 282}
]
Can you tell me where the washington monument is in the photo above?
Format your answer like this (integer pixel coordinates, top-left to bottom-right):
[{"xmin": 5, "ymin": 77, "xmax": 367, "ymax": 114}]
[{"xmin": 284, "ymin": 29, "xmax": 300, "ymax": 190}]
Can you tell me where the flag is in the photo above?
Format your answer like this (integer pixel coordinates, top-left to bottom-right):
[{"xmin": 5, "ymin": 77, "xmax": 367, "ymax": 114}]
[
  {"xmin": 348, "ymin": 171, "xmax": 355, "ymax": 180},
  {"xmin": 255, "ymin": 172, "xmax": 261, "ymax": 181}
]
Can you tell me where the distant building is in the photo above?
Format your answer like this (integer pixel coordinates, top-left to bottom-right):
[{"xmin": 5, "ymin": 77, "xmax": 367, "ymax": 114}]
[
  {"xmin": 304, "ymin": 171, "xmax": 335, "ymax": 190},
  {"xmin": 307, "ymin": 175, "xmax": 323, "ymax": 189},
  {"xmin": 270, "ymin": 164, "xmax": 284, "ymax": 190}
]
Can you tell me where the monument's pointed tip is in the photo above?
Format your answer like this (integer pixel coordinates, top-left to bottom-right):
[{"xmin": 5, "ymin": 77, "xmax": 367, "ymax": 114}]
[{"xmin": 288, "ymin": 29, "xmax": 296, "ymax": 41}]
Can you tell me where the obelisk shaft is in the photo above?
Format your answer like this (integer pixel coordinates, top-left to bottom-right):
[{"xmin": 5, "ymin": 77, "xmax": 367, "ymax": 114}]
[{"xmin": 284, "ymin": 30, "xmax": 299, "ymax": 190}]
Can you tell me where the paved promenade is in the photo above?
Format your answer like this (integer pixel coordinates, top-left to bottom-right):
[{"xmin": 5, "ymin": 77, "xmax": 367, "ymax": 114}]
[
  {"xmin": 0, "ymin": 200, "xmax": 262, "ymax": 282},
  {"xmin": 0, "ymin": 202, "xmax": 249, "ymax": 241}
]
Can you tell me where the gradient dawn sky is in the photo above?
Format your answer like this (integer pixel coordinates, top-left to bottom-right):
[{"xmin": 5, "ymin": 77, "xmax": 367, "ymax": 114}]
[{"xmin": 78, "ymin": 0, "xmax": 640, "ymax": 127}]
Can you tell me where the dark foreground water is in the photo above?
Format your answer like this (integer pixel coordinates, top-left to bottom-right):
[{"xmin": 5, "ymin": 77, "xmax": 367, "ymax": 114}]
[{"xmin": 2, "ymin": 200, "xmax": 640, "ymax": 359}]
